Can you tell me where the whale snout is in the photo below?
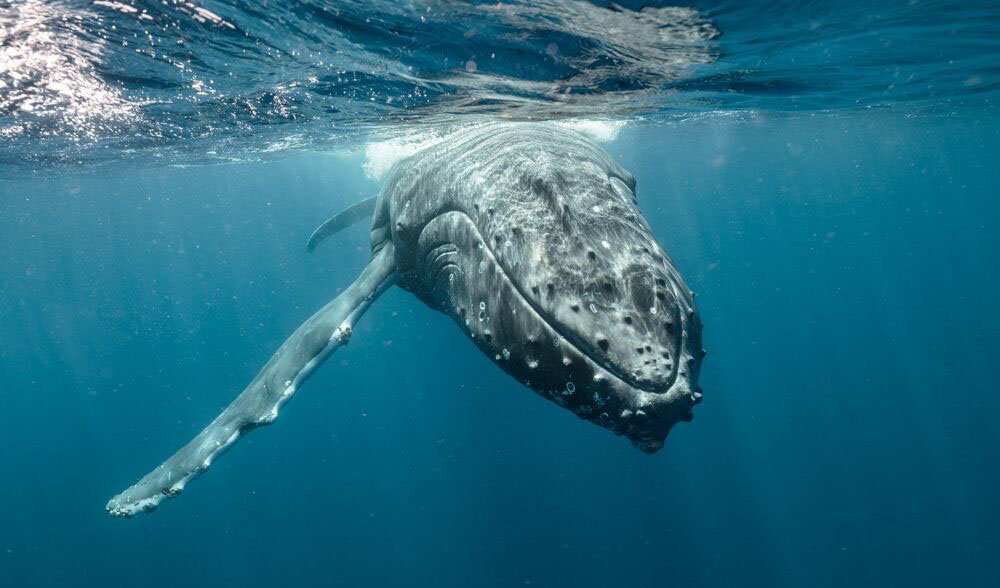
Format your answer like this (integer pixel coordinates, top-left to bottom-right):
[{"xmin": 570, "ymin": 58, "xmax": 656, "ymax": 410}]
[{"xmin": 560, "ymin": 262, "xmax": 691, "ymax": 395}]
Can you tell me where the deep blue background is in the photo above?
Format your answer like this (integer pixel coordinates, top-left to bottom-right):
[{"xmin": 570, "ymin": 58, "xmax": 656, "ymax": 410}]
[{"xmin": 2, "ymin": 112, "xmax": 998, "ymax": 587}]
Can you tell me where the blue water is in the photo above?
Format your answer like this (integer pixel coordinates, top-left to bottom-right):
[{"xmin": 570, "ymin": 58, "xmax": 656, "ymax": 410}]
[{"xmin": 2, "ymin": 1, "xmax": 999, "ymax": 587}]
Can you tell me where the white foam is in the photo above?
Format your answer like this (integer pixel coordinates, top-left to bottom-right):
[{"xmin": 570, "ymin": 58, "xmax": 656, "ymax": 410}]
[
  {"xmin": 554, "ymin": 119, "xmax": 625, "ymax": 142},
  {"xmin": 363, "ymin": 131, "xmax": 450, "ymax": 179},
  {"xmin": 362, "ymin": 119, "xmax": 623, "ymax": 181}
]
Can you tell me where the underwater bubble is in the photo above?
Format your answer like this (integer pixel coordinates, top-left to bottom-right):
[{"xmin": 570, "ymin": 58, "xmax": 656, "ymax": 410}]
[
  {"xmin": 502, "ymin": 348, "xmax": 510, "ymax": 360},
  {"xmin": 566, "ymin": 381, "xmax": 576, "ymax": 394}
]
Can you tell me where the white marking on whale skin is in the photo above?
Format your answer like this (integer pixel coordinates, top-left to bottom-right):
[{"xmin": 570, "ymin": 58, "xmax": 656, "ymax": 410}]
[{"xmin": 331, "ymin": 323, "xmax": 352, "ymax": 344}]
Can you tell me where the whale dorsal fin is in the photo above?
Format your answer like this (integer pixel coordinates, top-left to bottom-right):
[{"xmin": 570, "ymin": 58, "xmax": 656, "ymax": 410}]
[{"xmin": 306, "ymin": 196, "xmax": 378, "ymax": 252}]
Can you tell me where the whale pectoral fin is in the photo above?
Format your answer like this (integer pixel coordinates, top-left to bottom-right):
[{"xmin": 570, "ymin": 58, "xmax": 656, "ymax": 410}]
[
  {"xmin": 306, "ymin": 196, "xmax": 378, "ymax": 252},
  {"xmin": 106, "ymin": 245, "xmax": 396, "ymax": 517}
]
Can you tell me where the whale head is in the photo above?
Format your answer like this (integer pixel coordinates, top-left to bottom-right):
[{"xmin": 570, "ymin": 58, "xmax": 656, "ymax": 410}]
[{"xmin": 389, "ymin": 123, "xmax": 704, "ymax": 451}]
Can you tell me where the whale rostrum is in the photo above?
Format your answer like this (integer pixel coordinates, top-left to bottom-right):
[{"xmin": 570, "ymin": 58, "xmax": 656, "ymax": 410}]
[{"xmin": 106, "ymin": 122, "xmax": 704, "ymax": 517}]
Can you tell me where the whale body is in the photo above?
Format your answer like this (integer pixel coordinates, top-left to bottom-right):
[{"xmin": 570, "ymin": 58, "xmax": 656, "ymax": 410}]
[{"xmin": 107, "ymin": 122, "xmax": 704, "ymax": 517}]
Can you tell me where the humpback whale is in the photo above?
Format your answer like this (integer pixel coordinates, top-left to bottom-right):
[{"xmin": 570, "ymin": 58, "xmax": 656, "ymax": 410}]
[{"xmin": 106, "ymin": 122, "xmax": 704, "ymax": 517}]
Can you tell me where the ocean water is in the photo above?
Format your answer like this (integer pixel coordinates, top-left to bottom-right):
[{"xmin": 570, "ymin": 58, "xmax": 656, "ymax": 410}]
[{"xmin": 1, "ymin": 1, "xmax": 999, "ymax": 587}]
